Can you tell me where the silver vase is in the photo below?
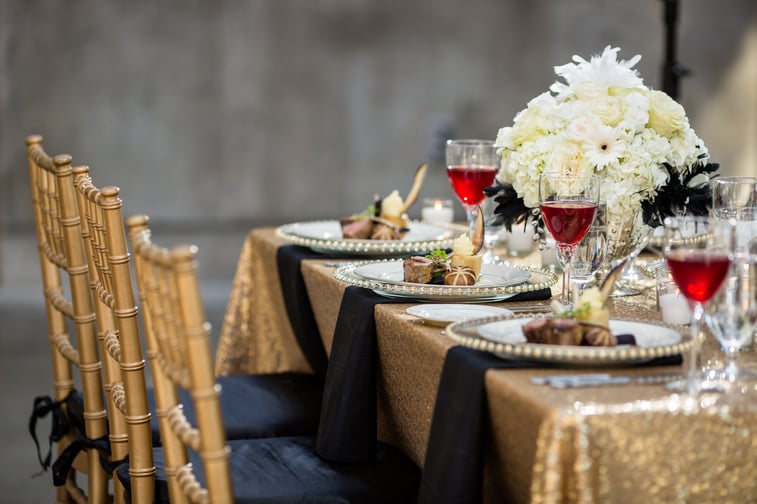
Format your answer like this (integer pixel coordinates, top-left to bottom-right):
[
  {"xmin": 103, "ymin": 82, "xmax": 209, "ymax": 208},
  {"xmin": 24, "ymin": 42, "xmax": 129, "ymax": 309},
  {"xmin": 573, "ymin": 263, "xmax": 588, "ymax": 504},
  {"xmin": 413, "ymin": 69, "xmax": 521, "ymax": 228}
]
[{"xmin": 601, "ymin": 206, "xmax": 653, "ymax": 297}]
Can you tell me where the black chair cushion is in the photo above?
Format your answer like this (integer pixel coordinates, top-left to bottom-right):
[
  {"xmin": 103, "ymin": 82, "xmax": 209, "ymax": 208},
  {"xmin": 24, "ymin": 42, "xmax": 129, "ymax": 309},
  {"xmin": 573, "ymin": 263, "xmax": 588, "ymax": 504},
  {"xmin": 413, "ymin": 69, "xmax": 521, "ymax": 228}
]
[
  {"xmin": 148, "ymin": 373, "xmax": 324, "ymax": 445},
  {"xmin": 117, "ymin": 436, "xmax": 420, "ymax": 503}
]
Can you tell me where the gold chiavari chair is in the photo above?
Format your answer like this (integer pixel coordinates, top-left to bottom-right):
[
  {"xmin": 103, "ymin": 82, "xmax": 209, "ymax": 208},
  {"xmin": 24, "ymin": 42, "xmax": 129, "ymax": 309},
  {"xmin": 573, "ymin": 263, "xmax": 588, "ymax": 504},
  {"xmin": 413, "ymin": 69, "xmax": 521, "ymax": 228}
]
[
  {"xmin": 125, "ymin": 215, "xmax": 421, "ymax": 503},
  {"xmin": 72, "ymin": 167, "xmax": 155, "ymax": 503},
  {"xmin": 25, "ymin": 135, "xmax": 110, "ymax": 503}
]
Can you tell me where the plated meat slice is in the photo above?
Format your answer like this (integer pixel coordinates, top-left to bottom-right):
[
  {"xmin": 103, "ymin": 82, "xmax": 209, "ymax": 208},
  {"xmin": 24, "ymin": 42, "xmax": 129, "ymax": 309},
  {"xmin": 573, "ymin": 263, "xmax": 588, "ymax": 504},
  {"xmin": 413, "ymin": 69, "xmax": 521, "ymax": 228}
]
[
  {"xmin": 403, "ymin": 256, "xmax": 434, "ymax": 284},
  {"xmin": 522, "ymin": 318, "xmax": 617, "ymax": 347}
]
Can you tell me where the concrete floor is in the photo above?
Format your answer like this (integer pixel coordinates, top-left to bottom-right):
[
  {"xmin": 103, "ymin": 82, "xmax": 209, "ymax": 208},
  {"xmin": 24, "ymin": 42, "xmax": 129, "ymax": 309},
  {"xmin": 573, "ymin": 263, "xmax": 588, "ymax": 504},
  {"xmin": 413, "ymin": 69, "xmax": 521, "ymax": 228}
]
[{"xmin": 0, "ymin": 276, "xmax": 230, "ymax": 502}]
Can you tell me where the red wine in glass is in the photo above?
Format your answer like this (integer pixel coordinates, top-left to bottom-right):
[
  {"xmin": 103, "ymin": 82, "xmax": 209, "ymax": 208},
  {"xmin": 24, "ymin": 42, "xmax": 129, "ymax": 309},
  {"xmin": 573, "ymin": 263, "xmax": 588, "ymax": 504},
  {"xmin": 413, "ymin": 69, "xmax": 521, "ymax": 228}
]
[
  {"xmin": 663, "ymin": 216, "xmax": 734, "ymax": 395},
  {"xmin": 540, "ymin": 201, "xmax": 598, "ymax": 246},
  {"xmin": 446, "ymin": 165, "xmax": 499, "ymax": 206},
  {"xmin": 666, "ymin": 251, "xmax": 731, "ymax": 303}
]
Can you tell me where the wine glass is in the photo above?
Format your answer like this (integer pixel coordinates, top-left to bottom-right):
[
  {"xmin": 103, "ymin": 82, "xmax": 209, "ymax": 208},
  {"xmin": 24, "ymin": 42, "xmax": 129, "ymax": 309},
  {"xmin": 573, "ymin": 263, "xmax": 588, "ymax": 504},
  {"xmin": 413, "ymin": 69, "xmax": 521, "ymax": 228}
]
[
  {"xmin": 570, "ymin": 211, "xmax": 606, "ymax": 302},
  {"xmin": 538, "ymin": 172, "xmax": 600, "ymax": 306},
  {"xmin": 445, "ymin": 139, "xmax": 499, "ymax": 235},
  {"xmin": 706, "ymin": 249, "xmax": 757, "ymax": 383},
  {"xmin": 711, "ymin": 176, "xmax": 757, "ymax": 252},
  {"xmin": 663, "ymin": 216, "xmax": 733, "ymax": 394}
]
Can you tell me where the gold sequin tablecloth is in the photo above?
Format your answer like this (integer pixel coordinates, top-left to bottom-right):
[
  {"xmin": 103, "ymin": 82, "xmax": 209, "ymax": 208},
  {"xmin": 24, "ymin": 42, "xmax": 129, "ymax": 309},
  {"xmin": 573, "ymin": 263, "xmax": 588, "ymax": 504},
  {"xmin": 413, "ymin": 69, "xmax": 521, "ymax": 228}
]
[{"xmin": 215, "ymin": 227, "xmax": 757, "ymax": 503}]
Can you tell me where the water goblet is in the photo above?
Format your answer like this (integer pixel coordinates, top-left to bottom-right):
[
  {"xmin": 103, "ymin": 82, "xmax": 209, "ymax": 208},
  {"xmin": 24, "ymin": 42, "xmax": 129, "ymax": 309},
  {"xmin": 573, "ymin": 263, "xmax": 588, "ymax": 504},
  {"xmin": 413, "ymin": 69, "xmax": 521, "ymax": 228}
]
[
  {"xmin": 711, "ymin": 176, "xmax": 757, "ymax": 252},
  {"xmin": 570, "ymin": 213, "xmax": 606, "ymax": 302},
  {"xmin": 663, "ymin": 216, "xmax": 733, "ymax": 394},
  {"xmin": 705, "ymin": 249, "xmax": 757, "ymax": 383},
  {"xmin": 445, "ymin": 139, "xmax": 499, "ymax": 235},
  {"xmin": 539, "ymin": 172, "xmax": 600, "ymax": 306}
]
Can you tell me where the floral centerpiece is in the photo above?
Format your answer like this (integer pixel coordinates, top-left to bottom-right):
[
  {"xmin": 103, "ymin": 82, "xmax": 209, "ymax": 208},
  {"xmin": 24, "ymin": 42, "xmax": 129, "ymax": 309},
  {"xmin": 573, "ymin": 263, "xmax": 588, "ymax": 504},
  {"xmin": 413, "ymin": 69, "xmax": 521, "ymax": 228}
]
[{"xmin": 487, "ymin": 46, "xmax": 718, "ymax": 233}]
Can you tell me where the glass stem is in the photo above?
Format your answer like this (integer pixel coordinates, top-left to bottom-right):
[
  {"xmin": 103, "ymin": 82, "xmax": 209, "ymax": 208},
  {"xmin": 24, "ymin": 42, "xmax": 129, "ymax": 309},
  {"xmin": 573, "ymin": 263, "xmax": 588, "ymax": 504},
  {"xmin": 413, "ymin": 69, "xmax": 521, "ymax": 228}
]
[
  {"xmin": 687, "ymin": 301, "xmax": 704, "ymax": 385},
  {"xmin": 557, "ymin": 244, "xmax": 575, "ymax": 305},
  {"xmin": 464, "ymin": 204, "xmax": 478, "ymax": 236}
]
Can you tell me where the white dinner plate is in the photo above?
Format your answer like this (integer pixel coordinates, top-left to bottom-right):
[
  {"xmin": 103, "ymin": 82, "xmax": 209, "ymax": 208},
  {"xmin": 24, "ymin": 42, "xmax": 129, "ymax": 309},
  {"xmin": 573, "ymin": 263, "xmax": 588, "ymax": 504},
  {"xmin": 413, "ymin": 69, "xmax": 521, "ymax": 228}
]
[
  {"xmin": 445, "ymin": 315, "xmax": 690, "ymax": 366},
  {"xmin": 353, "ymin": 261, "xmax": 532, "ymax": 288},
  {"xmin": 332, "ymin": 260, "xmax": 557, "ymax": 303},
  {"xmin": 276, "ymin": 220, "xmax": 466, "ymax": 257},
  {"xmin": 406, "ymin": 304, "xmax": 512, "ymax": 327}
]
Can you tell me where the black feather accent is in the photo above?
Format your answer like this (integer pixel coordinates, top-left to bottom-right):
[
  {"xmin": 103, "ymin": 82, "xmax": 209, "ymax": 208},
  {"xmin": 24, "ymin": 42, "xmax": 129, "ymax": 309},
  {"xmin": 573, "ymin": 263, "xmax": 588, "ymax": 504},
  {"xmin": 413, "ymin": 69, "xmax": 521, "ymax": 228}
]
[
  {"xmin": 641, "ymin": 162, "xmax": 719, "ymax": 227},
  {"xmin": 484, "ymin": 182, "xmax": 536, "ymax": 232},
  {"xmin": 488, "ymin": 161, "xmax": 718, "ymax": 234}
]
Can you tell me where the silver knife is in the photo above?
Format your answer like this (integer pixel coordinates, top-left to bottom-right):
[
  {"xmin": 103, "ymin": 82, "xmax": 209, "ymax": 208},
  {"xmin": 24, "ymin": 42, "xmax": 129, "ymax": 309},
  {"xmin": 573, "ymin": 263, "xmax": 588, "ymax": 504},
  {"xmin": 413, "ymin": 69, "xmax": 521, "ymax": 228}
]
[{"xmin": 531, "ymin": 373, "xmax": 684, "ymax": 388}]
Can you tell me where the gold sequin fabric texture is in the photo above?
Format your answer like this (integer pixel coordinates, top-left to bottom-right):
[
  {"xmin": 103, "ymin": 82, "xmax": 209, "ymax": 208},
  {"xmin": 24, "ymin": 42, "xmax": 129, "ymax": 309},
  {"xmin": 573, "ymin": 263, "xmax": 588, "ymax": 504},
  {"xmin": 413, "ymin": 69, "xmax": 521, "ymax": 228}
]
[{"xmin": 216, "ymin": 230, "xmax": 757, "ymax": 503}]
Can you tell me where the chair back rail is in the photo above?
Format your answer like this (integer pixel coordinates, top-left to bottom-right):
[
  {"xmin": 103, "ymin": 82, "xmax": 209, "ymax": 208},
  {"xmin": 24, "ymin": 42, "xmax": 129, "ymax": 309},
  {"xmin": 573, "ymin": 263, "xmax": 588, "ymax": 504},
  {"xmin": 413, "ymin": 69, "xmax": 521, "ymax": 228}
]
[
  {"xmin": 73, "ymin": 167, "xmax": 156, "ymax": 502},
  {"xmin": 25, "ymin": 135, "xmax": 109, "ymax": 502},
  {"xmin": 129, "ymin": 215, "xmax": 233, "ymax": 503}
]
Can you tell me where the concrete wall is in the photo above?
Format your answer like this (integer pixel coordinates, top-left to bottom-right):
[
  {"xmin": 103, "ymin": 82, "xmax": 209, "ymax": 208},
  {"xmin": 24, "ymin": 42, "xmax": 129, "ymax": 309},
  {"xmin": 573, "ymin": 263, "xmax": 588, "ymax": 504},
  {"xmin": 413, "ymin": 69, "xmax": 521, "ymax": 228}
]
[{"xmin": 1, "ymin": 0, "xmax": 755, "ymax": 283}]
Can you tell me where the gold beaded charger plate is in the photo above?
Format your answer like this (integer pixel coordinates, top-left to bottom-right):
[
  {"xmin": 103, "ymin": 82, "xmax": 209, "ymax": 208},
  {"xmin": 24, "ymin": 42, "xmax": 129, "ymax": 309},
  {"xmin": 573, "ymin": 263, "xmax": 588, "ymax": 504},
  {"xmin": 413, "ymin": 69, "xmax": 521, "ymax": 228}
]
[
  {"xmin": 445, "ymin": 314, "xmax": 691, "ymax": 366},
  {"xmin": 333, "ymin": 260, "xmax": 557, "ymax": 303},
  {"xmin": 276, "ymin": 219, "xmax": 467, "ymax": 257},
  {"xmin": 353, "ymin": 261, "xmax": 532, "ymax": 288}
]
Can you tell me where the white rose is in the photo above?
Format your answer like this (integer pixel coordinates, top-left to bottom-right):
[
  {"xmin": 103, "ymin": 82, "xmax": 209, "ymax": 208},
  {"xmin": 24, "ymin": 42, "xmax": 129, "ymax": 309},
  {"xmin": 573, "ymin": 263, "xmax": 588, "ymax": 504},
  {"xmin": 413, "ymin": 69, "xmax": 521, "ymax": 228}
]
[
  {"xmin": 565, "ymin": 115, "xmax": 602, "ymax": 142},
  {"xmin": 647, "ymin": 90, "xmax": 687, "ymax": 137},
  {"xmin": 591, "ymin": 96, "xmax": 625, "ymax": 127},
  {"xmin": 548, "ymin": 140, "xmax": 586, "ymax": 176},
  {"xmin": 573, "ymin": 81, "xmax": 607, "ymax": 102},
  {"xmin": 511, "ymin": 107, "xmax": 545, "ymax": 145}
]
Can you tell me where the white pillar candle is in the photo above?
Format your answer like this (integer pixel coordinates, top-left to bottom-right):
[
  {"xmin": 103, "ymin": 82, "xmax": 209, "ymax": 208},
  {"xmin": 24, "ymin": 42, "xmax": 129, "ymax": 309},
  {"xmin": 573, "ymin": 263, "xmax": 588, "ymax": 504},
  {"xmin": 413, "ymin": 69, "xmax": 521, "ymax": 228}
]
[
  {"xmin": 659, "ymin": 293, "xmax": 692, "ymax": 325},
  {"xmin": 541, "ymin": 236, "xmax": 560, "ymax": 269},
  {"xmin": 506, "ymin": 223, "xmax": 535, "ymax": 256},
  {"xmin": 421, "ymin": 199, "xmax": 454, "ymax": 225}
]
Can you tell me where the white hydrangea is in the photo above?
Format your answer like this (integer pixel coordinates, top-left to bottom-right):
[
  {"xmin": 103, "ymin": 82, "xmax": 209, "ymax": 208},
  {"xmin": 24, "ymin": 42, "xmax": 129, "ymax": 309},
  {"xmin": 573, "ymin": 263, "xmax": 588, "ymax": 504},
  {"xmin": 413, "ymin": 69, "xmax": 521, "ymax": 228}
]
[{"xmin": 494, "ymin": 46, "xmax": 711, "ymax": 223}]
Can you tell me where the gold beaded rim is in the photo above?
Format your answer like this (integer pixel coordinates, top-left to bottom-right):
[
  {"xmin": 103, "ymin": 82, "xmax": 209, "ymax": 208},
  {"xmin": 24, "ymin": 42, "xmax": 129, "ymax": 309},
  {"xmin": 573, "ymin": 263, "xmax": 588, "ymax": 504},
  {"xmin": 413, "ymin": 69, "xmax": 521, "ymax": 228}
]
[
  {"xmin": 333, "ymin": 259, "xmax": 557, "ymax": 300},
  {"xmin": 445, "ymin": 314, "xmax": 691, "ymax": 366},
  {"xmin": 276, "ymin": 219, "xmax": 468, "ymax": 257}
]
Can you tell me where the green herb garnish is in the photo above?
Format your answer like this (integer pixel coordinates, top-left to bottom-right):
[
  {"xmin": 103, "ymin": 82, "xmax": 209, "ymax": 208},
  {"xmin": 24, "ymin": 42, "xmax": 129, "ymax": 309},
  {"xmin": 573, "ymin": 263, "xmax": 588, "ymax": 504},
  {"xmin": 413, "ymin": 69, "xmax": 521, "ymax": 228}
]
[
  {"xmin": 352, "ymin": 204, "xmax": 376, "ymax": 219},
  {"xmin": 558, "ymin": 301, "xmax": 591, "ymax": 319},
  {"xmin": 426, "ymin": 249, "xmax": 448, "ymax": 261}
]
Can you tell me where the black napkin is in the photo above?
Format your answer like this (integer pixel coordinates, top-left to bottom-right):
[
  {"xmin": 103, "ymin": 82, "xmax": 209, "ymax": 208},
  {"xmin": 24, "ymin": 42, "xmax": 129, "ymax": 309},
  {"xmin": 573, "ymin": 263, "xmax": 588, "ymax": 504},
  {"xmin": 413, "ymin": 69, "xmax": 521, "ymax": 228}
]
[
  {"xmin": 503, "ymin": 287, "xmax": 552, "ymax": 302},
  {"xmin": 315, "ymin": 286, "xmax": 407, "ymax": 463},
  {"xmin": 418, "ymin": 347, "xmax": 534, "ymax": 504},
  {"xmin": 417, "ymin": 346, "xmax": 682, "ymax": 504},
  {"xmin": 276, "ymin": 245, "xmax": 331, "ymax": 377}
]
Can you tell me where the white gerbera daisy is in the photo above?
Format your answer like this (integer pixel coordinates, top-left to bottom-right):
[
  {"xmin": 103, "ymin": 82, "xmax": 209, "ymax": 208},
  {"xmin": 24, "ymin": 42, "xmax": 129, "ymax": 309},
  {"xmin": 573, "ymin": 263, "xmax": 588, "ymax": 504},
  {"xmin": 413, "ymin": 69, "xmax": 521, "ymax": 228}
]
[{"xmin": 582, "ymin": 125, "xmax": 625, "ymax": 169}]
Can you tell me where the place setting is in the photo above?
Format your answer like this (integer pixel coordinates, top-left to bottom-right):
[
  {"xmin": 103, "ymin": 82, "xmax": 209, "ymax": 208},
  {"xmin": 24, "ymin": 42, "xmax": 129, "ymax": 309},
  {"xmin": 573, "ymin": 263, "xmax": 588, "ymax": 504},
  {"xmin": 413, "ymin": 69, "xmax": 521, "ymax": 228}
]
[
  {"xmin": 276, "ymin": 162, "xmax": 468, "ymax": 256},
  {"xmin": 442, "ymin": 256, "xmax": 691, "ymax": 368},
  {"xmin": 332, "ymin": 259, "xmax": 555, "ymax": 303}
]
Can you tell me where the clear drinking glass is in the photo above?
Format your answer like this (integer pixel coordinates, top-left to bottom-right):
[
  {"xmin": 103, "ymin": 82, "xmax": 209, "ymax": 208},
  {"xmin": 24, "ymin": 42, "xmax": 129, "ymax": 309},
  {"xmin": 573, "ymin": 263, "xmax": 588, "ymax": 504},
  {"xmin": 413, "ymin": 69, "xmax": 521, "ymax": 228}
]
[
  {"xmin": 711, "ymin": 176, "xmax": 757, "ymax": 252},
  {"xmin": 539, "ymin": 172, "xmax": 600, "ymax": 306},
  {"xmin": 570, "ymin": 211, "xmax": 606, "ymax": 302},
  {"xmin": 446, "ymin": 140, "xmax": 500, "ymax": 235},
  {"xmin": 705, "ymin": 249, "xmax": 757, "ymax": 382},
  {"xmin": 711, "ymin": 176, "xmax": 757, "ymax": 353},
  {"xmin": 481, "ymin": 196, "xmax": 504, "ymax": 263},
  {"xmin": 663, "ymin": 216, "xmax": 733, "ymax": 394}
]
